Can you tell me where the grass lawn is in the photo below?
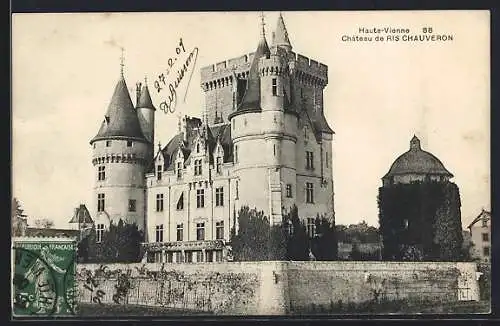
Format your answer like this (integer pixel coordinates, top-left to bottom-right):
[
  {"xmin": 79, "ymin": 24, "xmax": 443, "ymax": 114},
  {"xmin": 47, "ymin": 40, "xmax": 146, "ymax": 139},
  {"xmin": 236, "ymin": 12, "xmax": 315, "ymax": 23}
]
[{"xmin": 78, "ymin": 303, "xmax": 213, "ymax": 316}]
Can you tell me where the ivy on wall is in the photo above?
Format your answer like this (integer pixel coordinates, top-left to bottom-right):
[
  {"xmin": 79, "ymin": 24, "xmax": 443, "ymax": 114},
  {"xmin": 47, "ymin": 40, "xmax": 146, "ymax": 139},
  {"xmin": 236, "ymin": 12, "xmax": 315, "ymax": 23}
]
[{"xmin": 378, "ymin": 182, "xmax": 463, "ymax": 261}]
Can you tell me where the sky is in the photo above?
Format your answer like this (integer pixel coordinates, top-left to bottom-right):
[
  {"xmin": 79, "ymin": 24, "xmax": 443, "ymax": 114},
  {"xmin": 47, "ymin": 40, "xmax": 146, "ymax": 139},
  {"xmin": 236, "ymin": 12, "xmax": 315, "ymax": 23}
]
[{"xmin": 12, "ymin": 11, "xmax": 490, "ymax": 229}]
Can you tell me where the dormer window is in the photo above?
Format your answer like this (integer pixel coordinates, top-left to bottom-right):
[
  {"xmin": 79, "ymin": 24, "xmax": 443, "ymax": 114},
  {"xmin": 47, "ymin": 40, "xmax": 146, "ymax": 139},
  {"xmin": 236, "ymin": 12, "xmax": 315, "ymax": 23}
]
[
  {"xmin": 216, "ymin": 157, "xmax": 222, "ymax": 174},
  {"xmin": 157, "ymin": 165, "xmax": 162, "ymax": 181},
  {"xmin": 106, "ymin": 140, "xmax": 111, "ymax": 147},
  {"xmin": 177, "ymin": 162, "xmax": 182, "ymax": 179},
  {"xmin": 304, "ymin": 126, "xmax": 309, "ymax": 140},
  {"xmin": 196, "ymin": 143, "xmax": 200, "ymax": 153},
  {"xmin": 194, "ymin": 159, "xmax": 202, "ymax": 176},
  {"xmin": 127, "ymin": 140, "xmax": 133, "ymax": 147}
]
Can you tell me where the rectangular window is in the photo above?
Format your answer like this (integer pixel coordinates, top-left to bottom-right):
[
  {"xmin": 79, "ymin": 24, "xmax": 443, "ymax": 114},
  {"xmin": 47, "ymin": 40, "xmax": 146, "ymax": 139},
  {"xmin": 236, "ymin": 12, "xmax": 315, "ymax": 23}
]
[
  {"xmin": 216, "ymin": 221, "xmax": 224, "ymax": 240},
  {"xmin": 482, "ymin": 233, "xmax": 489, "ymax": 242},
  {"xmin": 97, "ymin": 193, "xmax": 105, "ymax": 212},
  {"xmin": 156, "ymin": 194, "xmax": 164, "ymax": 212},
  {"xmin": 286, "ymin": 184, "xmax": 292, "ymax": 198},
  {"xmin": 482, "ymin": 219, "xmax": 488, "ymax": 227},
  {"xmin": 175, "ymin": 251, "xmax": 183, "ymax": 263},
  {"xmin": 176, "ymin": 224, "xmax": 183, "ymax": 241},
  {"xmin": 483, "ymin": 246, "xmax": 490, "ymax": 256},
  {"xmin": 216, "ymin": 157, "xmax": 222, "ymax": 174},
  {"xmin": 128, "ymin": 199, "xmax": 136, "ymax": 212},
  {"xmin": 96, "ymin": 224, "xmax": 105, "ymax": 243},
  {"xmin": 98, "ymin": 166, "xmax": 105, "ymax": 181},
  {"xmin": 306, "ymin": 182, "xmax": 314, "ymax": 203},
  {"xmin": 154, "ymin": 252, "xmax": 162, "ymax": 263},
  {"xmin": 196, "ymin": 189, "xmax": 205, "ymax": 208},
  {"xmin": 177, "ymin": 162, "xmax": 182, "ymax": 179},
  {"xmin": 157, "ymin": 165, "xmax": 162, "ymax": 181},
  {"xmin": 106, "ymin": 140, "xmax": 111, "ymax": 147},
  {"xmin": 155, "ymin": 225, "xmax": 164, "ymax": 242},
  {"xmin": 196, "ymin": 251, "xmax": 204, "ymax": 263},
  {"xmin": 196, "ymin": 222, "xmax": 205, "ymax": 241},
  {"xmin": 127, "ymin": 140, "xmax": 133, "ymax": 147},
  {"xmin": 306, "ymin": 151, "xmax": 314, "ymax": 170},
  {"xmin": 272, "ymin": 78, "xmax": 277, "ymax": 96},
  {"xmin": 215, "ymin": 251, "xmax": 223, "ymax": 262},
  {"xmin": 176, "ymin": 192, "xmax": 184, "ymax": 210},
  {"xmin": 306, "ymin": 218, "xmax": 316, "ymax": 238},
  {"xmin": 215, "ymin": 187, "xmax": 224, "ymax": 207},
  {"xmin": 194, "ymin": 159, "xmax": 202, "ymax": 176},
  {"xmin": 166, "ymin": 252, "xmax": 173, "ymax": 263},
  {"xmin": 206, "ymin": 251, "xmax": 213, "ymax": 262},
  {"xmin": 185, "ymin": 251, "xmax": 193, "ymax": 263}
]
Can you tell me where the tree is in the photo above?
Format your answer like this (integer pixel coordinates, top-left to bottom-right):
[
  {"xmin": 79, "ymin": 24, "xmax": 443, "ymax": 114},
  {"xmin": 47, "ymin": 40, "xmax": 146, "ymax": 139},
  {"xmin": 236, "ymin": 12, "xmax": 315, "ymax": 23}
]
[
  {"xmin": 284, "ymin": 206, "xmax": 309, "ymax": 261},
  {"xmin": 33, "ymin": 218, "xmax": 54, "ymax": 229},
  {"xmin": 349, "ymin": 241, "xmax": 362, "ymax": 261},
  {"xmin": 312, "ymin": 214, "xmax": 338, "ymax": 260},
  {"xmin": 11, "ymin": 197, "xmax": 28, "ymax": 236},
  {"xmin": 78, "ymin": 220, "xmax": 144, "ymax": 263}
]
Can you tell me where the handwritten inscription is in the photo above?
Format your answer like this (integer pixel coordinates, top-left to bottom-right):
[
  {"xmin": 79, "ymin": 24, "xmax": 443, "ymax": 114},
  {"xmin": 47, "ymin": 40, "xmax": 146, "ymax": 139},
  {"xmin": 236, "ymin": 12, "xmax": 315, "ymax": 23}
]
[{"xmin": 153, "ymin": 38, "xmax": 199, "ymax": 114}]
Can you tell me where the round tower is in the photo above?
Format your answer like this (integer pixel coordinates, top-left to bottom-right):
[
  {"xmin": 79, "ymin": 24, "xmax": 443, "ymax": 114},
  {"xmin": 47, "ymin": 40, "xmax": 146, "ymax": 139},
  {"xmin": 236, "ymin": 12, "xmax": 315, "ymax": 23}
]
[
  {"xmin": 89, "ymin": 66, "xmax": 151, "ymax": 231},
  {"xmin": 136, "ymin": 78, "xmax": 156, "ymax": 168}
]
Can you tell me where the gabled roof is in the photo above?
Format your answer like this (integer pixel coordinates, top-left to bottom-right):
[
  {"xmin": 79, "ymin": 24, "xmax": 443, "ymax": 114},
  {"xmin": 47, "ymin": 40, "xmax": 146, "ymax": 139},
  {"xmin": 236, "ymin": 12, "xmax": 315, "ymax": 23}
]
[
  {"xmin": 467, "ymin": 209, "xmax": 491, "ymax": 229},
  {"xmin": 90, "ymin": 76, "xmax": 148, "ymax": 144},
  {"xmin": 69, "ymin": 204, "xmax": 93, "ymax": 224}
]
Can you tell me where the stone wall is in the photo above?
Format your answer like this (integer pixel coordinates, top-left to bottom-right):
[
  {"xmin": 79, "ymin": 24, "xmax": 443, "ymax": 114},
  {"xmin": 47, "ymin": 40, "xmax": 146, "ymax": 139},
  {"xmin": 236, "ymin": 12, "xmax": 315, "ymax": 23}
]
[{"xmin": 76, "ymin": 261, "xmax": 479, "ymax": 315}]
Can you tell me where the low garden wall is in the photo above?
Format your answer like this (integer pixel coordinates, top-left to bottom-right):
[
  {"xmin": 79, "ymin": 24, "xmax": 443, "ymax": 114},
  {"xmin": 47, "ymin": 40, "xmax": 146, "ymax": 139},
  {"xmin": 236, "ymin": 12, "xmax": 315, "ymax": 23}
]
[{"xmin": 76, "ymin": 261, "xmax": 479, "ymax": 315}]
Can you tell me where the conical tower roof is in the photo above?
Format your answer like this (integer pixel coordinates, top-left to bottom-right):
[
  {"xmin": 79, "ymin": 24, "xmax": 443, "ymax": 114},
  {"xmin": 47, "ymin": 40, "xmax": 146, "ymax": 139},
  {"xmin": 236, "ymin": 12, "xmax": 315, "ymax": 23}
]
[
  {"xmin": 137, "ymin": 83, "xmax": 155, "ymax": 110},
  {"xmin": 272, "ymin": 13, "xmax": 292, "ymax": 51},
  {"xmin": 231, "ymin": 23, "xmax": 270, "ymax": 114},
  {"xmin": 90, "ymin": 76, "xmax": 148, "ymax": 144}
]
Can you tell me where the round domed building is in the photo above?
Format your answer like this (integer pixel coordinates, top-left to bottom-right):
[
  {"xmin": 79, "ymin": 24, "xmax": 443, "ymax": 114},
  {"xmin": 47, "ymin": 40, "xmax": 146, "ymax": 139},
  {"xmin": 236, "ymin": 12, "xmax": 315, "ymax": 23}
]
[
  {"xmin": 378, "ymin": 136, "xmax": 463, "ymax": 261},
  {"xmin": 382, "ymin": 136, "xmax": 453, "ymax": 186}
]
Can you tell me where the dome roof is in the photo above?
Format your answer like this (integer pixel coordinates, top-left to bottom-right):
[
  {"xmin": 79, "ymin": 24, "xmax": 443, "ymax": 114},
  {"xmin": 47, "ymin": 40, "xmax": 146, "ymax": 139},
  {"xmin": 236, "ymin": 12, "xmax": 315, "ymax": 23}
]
[{"xmin": 383, "ymin": 136, "xmax": 453, "ymax": 179}]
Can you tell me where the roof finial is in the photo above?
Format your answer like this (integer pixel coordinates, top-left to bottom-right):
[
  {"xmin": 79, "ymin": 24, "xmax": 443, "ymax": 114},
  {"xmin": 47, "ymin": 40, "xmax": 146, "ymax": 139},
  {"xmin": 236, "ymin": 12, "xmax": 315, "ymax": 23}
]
[
  {"xmin": 144, "ymin": 75, "xmax": 148, "ymax": 86},
  {"xmin": 260, "ymin": 11, "xmax": 266, "ymax": 38},
  {"xmin": 120, "ymin": 47, "xmax": 125, "ymax": 78}
]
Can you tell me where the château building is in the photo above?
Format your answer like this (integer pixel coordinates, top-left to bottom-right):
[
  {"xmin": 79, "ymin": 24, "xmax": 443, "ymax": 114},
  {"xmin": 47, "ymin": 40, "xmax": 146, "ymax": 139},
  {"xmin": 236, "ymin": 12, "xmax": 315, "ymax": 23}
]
[{"xmin": 89, "ymin": 14, "xmax": 335, "ymax": 263}]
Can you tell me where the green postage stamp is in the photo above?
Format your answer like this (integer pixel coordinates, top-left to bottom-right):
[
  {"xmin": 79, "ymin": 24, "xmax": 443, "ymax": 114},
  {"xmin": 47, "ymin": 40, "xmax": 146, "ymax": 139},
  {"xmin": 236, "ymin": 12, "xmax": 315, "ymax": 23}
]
[{"xmin": 12, "ymin": 237, "xmax": 78, "ymax": 317}]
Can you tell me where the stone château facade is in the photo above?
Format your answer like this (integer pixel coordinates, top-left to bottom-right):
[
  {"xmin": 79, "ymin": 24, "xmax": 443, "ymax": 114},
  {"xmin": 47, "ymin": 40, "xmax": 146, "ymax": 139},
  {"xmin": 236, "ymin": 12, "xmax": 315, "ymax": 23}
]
[{"xmin": 90, "ymin": 14, "xmax": 335, "ymax": 263}]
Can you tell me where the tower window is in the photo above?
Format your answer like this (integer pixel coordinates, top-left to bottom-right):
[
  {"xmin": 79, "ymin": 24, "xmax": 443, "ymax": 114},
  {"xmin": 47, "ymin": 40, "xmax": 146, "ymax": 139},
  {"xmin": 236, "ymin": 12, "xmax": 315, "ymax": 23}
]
[
  {"xmin": 196, "ymin": 189, "xmax": 205, "ymax": 208},
  {"xmin": 306, "ymin": 182, "xmax": 314, "ymax": 203},
  {"xmin": 326, "ymin": 152, "xmax": 329, "ymax": 168},
  {"xmin": 176, "ymin": 224, "xmax": 183, "ymax": 241},
  {"xmin": 106, "ymin": 140, "xmax": 111, "ymax": 147},
  {"xmin": 157, "ymin": 165, "xmax": 162, "ymax": 181},
  {"xmin": 235, "ymin": 180, "xmax": 239, "ymax": 199},
  {"xmin": 128, "ymin": 199, "xmax": 136, "ymax": 212},
  {"xmin": 93, "ymin": 143, "xmax": 96, "ymax": 149},
  {"xmin": 194, "ymin": 159, "xmax": 202, "ymax": 176},
  {"xmin": 300, "ymin": 88, "xmax": 304, "ymax": 98},
  {"xmin": 216, "ymin": 157, "xmax": 222, "ymax": 174},
  {"xmin": 232, "ymin": 119, "xmax": 235, "ymax": 130},
  {"xmin": 98, "ymin": 166, "xmax": 105, "ymax": 181},
  {"xmin": 286, "ymin": 184, "xmax": 292, "ymax": 198},
  {"xmin": 306, "ymin": 151, "xmax": 314, "ymax": 170},
  {"xmin": 97, "ymin": 193, "xmax": 105, "ymax": 212},
  {"xmin": 306, "ymin": 218, "xmax": 316, "ymax": 238},
  {"xmin": 304, "ymin": 126, "xmax": 309, "ymax": 140},
  {"xmin": 156, "ymin": 194, "xmax": 164, "ymax": 212},
  {"xmin": 127, "ymin": 141, "xmax": 133, "ymax": 147},
  {"xmin": 96, "ymin": 224, "xmax": 105, "ymax": 243},
  {"xmin": 216, "ymin": 187, "xmax": 224, "ymax": 207},
  {"xmin": 196, "ymin": 223, "xmax": 205, "ymax": 241},
  {"xmin": 155, "ymin": 224, "xmax": 164, "ymax": 242},
  {"xmin": 273, "ymin": 144, "xmax": 276, "ymax": 156},
  {"xmin": 272, "ymin": 78, "xmax": 277, "ymax": 96},
  {"xmin": 234, "ymin": 145, "xmax": 238, "ymax": 163},
  {"xmin": 216, "ymin": 221, "xmax": 224, "ymax": 240}
]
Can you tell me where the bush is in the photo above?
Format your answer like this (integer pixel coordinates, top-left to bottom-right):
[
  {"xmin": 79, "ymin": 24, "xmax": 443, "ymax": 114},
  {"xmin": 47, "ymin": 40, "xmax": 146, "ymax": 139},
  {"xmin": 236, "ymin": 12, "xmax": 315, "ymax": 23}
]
[{"xmin": 477, "ymin": 263, "xmax": 491, "ymax": 301}]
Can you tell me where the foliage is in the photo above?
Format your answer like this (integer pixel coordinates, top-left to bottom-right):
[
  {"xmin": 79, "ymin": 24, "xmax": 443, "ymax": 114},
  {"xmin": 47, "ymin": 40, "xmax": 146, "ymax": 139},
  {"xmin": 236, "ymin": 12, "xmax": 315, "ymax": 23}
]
[
  {"xmin": 78, "ymin": 220, "xmax": 144, "ymax": 263},
  {"xmin": 11, "ymin": 197, "xmax": 28, "ymax": 236},
  {"xmin": 33, "ymin": 218, "xmax": 55, "ymax": 229},
  {"xmin": 311, "ymin": 214, "xmax": 338, "ymax": 260},
  {"xmin": 477, "ymin": 263, "xmax": 491, "ymax": 301},
  {"xmin": 230, "ymin": 205, "xmax": 337, "ymax": 261},
  {"xmin": 348, "ymin": 242, "xmax": 362, "ymax": 261},
  {"xmin": 378, "ymin": 181, "xmax": 463, "ymax": 261},
  {"xmin": 335, "ymin": 221, "xmax": 380, "ymax": 244}
]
